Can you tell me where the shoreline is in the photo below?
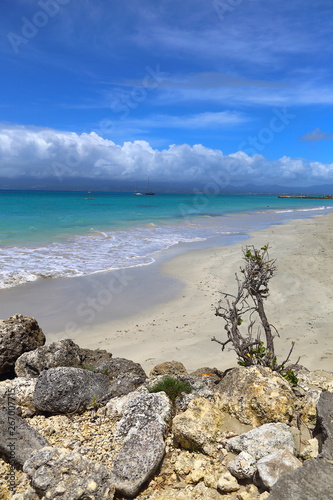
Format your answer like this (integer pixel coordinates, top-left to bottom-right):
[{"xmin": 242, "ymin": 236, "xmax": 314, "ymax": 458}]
[{"xmin": 1, "ymin": 212, "xmax": 333, "ymax": 374}]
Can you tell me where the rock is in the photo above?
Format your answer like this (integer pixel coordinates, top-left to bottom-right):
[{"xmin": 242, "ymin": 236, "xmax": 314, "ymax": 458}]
[
  {"xmin": 32, "ymin": 367, "xmax": 110, "ymax": 414},
  {"xmin": 99, "ymin": 357, "xmax": 147, "ymax": 399},
  {"xmin": 256, "ymin": 450, "xmax": 302, "ymax": 490},
  {"xmin": 172, "ymin": 397, "xmax": 226, "ymax": 455},
  {"xmin": 0, "ymin": 409, "xmax": 49, "ymax": 466},
  {"xmin": 227, "ymin": 451, "xmax": 257, "ymax": 479},
  {"xmin": 111, "ymin": 392, "xmax": 172, "ymax": 497},
  {"xmin": 15, "ymin": 339, "xmax": 115, "ymax": 378},
  {"xmin": 300, "ymin": 389, "xmax": 321, "ymax": 428},
  {"xmin": 23, "ymin": 446, "xmax": 115, "ymax": 499},
  {"xmin": 150, "ymin": 361, "xmax": 188, "ymax": 377},
  {"xmin": 226, "ymin": 423, "xmax": 296, "ymax": 461},
  {"xmin": 0, "ymin": 377, "xmax": 37, "ymax": 416},
  {"xmin": 316, "ymin": 390, "xmax": 333, "ymax": 460},
  {"xmin": 0, "ymin": 315, "xmax": 45, "ymax": 375},
  {"xmin": 217, "ymin": 470, "xmax": 240, "ymax": 493},
  {"xmin": 296, "ymin": 367, "xmax": 333, "ymax": 392},
  {"xmin": 15, "ymin": 339, "xmax": 83, "ymax": 377},
  {"xmin": 298, "ymin": 437, "xmax": 319, "ymax": 460},
  {"xmin": 217, "ymin": 366, "xmax": 296, "ymax": 426},
  {"xmin": 190, "ymin": 366, "xmax": 223, "ymax": 384},
  {"xmin": 268, "ymin": 457, "xmax": 333, "ymax": 500}
]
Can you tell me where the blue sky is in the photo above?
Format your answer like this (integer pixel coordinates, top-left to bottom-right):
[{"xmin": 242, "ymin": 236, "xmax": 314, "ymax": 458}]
[{"xmin": 1, "ymin": 0, "xmax": 333, "ymax": 189}]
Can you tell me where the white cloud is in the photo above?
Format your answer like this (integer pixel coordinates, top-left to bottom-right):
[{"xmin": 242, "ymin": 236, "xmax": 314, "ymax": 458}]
[
  {"xmin": 299, "ymin": 127, "xmax": 333, "ymax": 142},
  {"xmin": 0, "ymin": 124, "xmax": 333, "ymax": 187}
]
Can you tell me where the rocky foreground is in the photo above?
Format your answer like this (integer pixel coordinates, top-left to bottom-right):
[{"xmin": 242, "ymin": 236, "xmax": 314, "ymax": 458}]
[{"xmin": 0, "ymin": 314, "xmax": 333, "ymax": 499}]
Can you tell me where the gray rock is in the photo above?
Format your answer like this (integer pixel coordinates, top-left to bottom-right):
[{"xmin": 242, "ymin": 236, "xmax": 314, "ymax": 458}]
[
  {"xmin": 256, "ymin": 449, "xmax": 302, "ymax": 490},
  {"xmin": 0, "ymin": 314, "xmax": 45, "ymax": 375},
  {"xmin": 23, "ymin": 446, "xmax": 115, "ymax": 499},
  {"xmin": 295, "ymin": 367, "xmax": 333, "ymax": 392},
  {"xmin": 227, "ymin": 451, "xmax": 257, "ymax": 479},
  {"xmin": 105, "ymin": 357, "xmax": 146, "ymax": 383},
  {"xmin": 226, "ymin": 423, "xmax": 296, "ymax": 461},
  {"xmin": 268, "ymin": 457, "xmax": 333, "ymax": 500},
  {"xmin": 217, "ymin": 366, "xmax": 296, "ymax": 426},
  {"xmin": 0, "ymin": 408, "xmax": 49, "ymax": 466},
  {"xmin": 15, "ymin": 339, "xmax": 114, "ymax": 378},
  {"xmin": 33, "ymin": 367, "xmax": 110, "ymax": 414},
  {"xmin": 111, "ymin": 392, "xmax": 172, "ymax": 497},
  {"xmin": 316, "ymin": 390, "xmax": 333, "ymax": 460},
  {"xmin": 15, "ymin": 339, "xmax": 82, "ymax": 377}
]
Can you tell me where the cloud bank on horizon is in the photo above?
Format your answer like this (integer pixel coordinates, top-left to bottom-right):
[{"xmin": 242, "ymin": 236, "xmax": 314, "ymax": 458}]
[
  {"xmin": 0, "ymin": 125, "xmax": 332, "ymax": 188},
  {"xmin": 1, "ymin": 0, "xmax": 333, "ymax": 189}
]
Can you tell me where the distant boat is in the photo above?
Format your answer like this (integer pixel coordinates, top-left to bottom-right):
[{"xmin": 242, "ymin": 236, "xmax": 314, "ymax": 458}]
[
  {"xmin": 145, "ymin": 178, "xmax": 154, "ymax": 195},
  {"xmin": 134, "ymin": 183, "xmax": 143, "ymax": 195}
]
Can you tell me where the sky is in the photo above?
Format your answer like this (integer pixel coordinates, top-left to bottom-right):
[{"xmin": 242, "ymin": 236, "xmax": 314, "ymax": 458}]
[{"xmin": 1, "ymin": 0, "xmax": 333, "ymax": 190}]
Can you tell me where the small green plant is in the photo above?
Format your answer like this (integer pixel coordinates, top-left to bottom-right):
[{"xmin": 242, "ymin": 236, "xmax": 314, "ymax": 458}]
[
  {"xmin": 148, "ymin": 376, "xmax": 193, "ymax": 403},
  {"xmin": 280, "ymin": 368, "xmax": 298, "ymax": 386}
]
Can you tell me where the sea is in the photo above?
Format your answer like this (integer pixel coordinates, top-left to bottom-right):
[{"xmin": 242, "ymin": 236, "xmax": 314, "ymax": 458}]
[{"xmin": 1, "ymin": 190, "xmax": 333, "ymax": 290}]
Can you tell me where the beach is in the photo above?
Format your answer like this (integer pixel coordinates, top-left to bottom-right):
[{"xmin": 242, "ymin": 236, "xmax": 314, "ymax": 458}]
[{"xmin": 1, "ymin": 212, "xmax": 333, "ymax": 374}]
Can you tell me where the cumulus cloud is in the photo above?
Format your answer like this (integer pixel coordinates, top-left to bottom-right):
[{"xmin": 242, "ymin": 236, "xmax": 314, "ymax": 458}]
[
  {"xmin": 0, "ymin": 124, "xmax": 333, "ymax": 187},
  {"xmin": 298, "ymin": 127, "xmax": 333, "ymax": 142}
]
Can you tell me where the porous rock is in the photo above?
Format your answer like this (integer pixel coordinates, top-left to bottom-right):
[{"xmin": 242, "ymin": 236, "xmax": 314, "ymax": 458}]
[
  {"xmin": 256, "ymin": 449, "xmax": 302, "ymax": 490},
  {"xmin": 15, "ymin": 339, "xmax": 115, "ymax": 378},
  {"xmin": 0, "ymin": 377, "xmax": 37, "ymax": 416},
  {"xmin": 23, "ymin": 446, "xmax": 115, "ymax": 499},
  {"xmin": 0, "ymin": 315, "xmax": 45, "ymax": 375},
  {"xmin": 217, "ymin": 366, "xmax": 296, "ymax": 426},
  {"xmin": 111, "ymin": 391, "xmax": 172, "ymax": 497},
  {"xmin": 0, "ymin": 409, "xmax": 49, "ymax": 466},
  {"xmin": 217, "ymin": 470, "xmax": 240, "ymax": 493},
  {"xmin": 227, "ymin": 451, "xmax": 257, "ymax": 479},
  {"xmin": 33, "ymin": 367, "xmax": 110, "ymax": 414},
  {"xmin": 226, "ymin": 423, "xmax": 295, "ymax": 461},
  {"xmin": 150, "ymin": 360, "xmax": 188, "ymax": 377},
  {"xmin": 295, "ymin": 367, "xmax": 333, "ymax": 392},
  {"xmin": 172, "ymin": 397, "xmax": 226, "ymax": 455}
]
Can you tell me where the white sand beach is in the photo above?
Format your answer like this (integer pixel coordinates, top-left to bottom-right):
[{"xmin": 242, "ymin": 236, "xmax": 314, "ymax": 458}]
[
  {"xmin": 57, "ymin": 213, "xmax": 333, "ymax": 374},
  {"xmin": 1, "ymin": 213, "xmax": 333, "ymax": 374}
]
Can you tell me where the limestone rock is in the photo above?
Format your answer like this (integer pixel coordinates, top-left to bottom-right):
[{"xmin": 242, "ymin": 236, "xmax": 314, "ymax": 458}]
[
  {"xmin": 33, "ymin": 367, "xmax": 110, "ymax": 414},
  {"xmin": 23, "ymin": 446, "xmax": 115, "ymax": 499},
  {"xmin": 268, "ymin": 457, "xmax": 333, "ymax": 500},
  {"xmin": 0, "ymin": 377, "xmax": 37, "ymax": 415},
  {"xmin": 111, "ymin": 392, "xmax": 172, "ymax": 497},
  {"xmin": 217, "ymin": 366, "xmax": 296, "ymax": 426},
  {"xmin": 172, "ymin": 397, "xmax": 226, "ymax": 455},
  {"xmin": 299, "ymin": 389, "xmax": 321, "ymax": 428},
  {"xmin": 256, "ymin": 449, "xmax": 302, "ymax": 490},
  {"xmin": 217, "ymin": 470, "xmax": 240, "ymax": 493},
  {"xmin": 0, "ymin": 315, "xmax": 45, "ymax": 375},
  {"xmin": 0, "ymin": 409, "xmax": 49, "ymax": 466},
  {"xmin": 296, "ymin": 367, "xmax": 333, "ymax": 392},
  {"xmin": 226, "ymin": 423, "xmax": 296, "ymax": 461},
  {"xmin": 150, "ymin": 361, "xmax": 188, "ymax": 377},
  {"xmin": 227, "ymin": 451, "xmax": 257, "ymax": 479}
]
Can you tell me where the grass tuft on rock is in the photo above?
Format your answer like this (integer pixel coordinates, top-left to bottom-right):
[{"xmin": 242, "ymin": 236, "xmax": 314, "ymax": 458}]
[{"xmin": 148, "ymin": 376, "xmax": 193, "ymax": 402}]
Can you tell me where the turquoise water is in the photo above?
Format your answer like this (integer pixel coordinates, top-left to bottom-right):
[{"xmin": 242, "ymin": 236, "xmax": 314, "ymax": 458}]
[{"xmin": 1, "ymin": 190, "xmax": 333, "ymax": 289}]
